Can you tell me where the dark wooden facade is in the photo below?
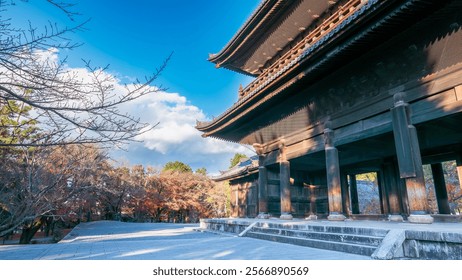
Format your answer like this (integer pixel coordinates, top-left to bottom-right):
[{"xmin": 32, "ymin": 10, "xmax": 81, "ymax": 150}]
[{"xmin": 199, "ymin": 0, "xmax": 462, "ymax": 222}]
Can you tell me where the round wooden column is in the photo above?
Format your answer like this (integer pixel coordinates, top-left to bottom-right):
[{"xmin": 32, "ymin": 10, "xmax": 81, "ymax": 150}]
[
  {"xmin": 383, "ymin": 161, "xmax": 404, "ymax": 222},
  {"xmin": 306, "ymin": 184, "xmax": 318, "ymax": 220},
  {"xmin": 279, "ymin": 141, "xmax": 292, "ymax": 220},
  {"xmin": 257, "ymin": 164, "xmax": 270, "ymax": 219},
  {"xmin": 324, "ymin": 121, "xmax": 346, "ymax": 221},
  {"xmin": 280, "ymin": 160, "xmax": 292, "ymax": 219},
  {"xmin": 391, "ymin": 93, "xmax": 433, "ymax": 224}
]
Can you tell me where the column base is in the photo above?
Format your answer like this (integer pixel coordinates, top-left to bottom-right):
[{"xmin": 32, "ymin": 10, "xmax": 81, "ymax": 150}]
[
  {"xmin": 257, "ymin": 213, "xmax": 271, "ymax": 219},
  {"xmin": 280, "ymin": 213, "xmax": 293, "ymax": 220},
  {"xmin": 388, "ymin": 214, "xmax": 404, "ymax": 222},
  {"xmin": 327, "ymin": 214, "xmax": 346, "ymax": 221},
  {"xmin": 305, "ymin": 214, "xmax": 318, "ymax": 220},
  {"xmin": 408, "ymin": 214, "xmax": 434, "ymax": 224}
]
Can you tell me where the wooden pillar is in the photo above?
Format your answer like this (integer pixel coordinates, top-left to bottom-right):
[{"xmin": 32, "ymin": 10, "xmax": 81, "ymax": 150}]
[
  {"xmin": 391, "ymin": 92, "xmax": 433, "ymax": 223},
  {"xmin": 257, "ymin": 157, "xmax": 270, "ymax": 218},
  {"xmin": 341, "ymin": 173, "xmax": 352, "ymax": 217},
  {"xmin": 280, "ymin": 160, "xmax": 292, "ymax": 219},
  {"xmin": 383, "ymin": 161, "xmax": 404, "ymax": 221},
  {"xmin": 240, "ymin": 182, "xmax": 245, "ymax": 217},
  {"xmin": 279, "ymin": 141, "xmax": 293, "ymax": 220},
  {"xmin": 349, "ymin": 175, "xmax": 360, "ymax": 214},
  {"xmin": 324, "ymin": 121, "xmax": 346, "ymax": 221},
  {"xmin": 254, "ymin": 144, "xmax": 270, "ymax": 219},
  {"xmin": 306, "ymin": 184, "xmax": 318, "ymax": 220},
  {"xmin": 431, "ymin": 163, "xmax": 451, "ymax": 214},
  {"xmin": 377, "ymin": 171, "xmax": 387, "ymax": 215},
  {"xmin": 234, "ymin": 185, "xmax": 239, "ymax": 217}
]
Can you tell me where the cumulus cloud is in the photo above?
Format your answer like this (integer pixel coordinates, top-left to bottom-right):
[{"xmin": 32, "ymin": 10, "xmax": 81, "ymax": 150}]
[
  {"xmin": 115, "ymin": 88, "xmax": 254, "ymax": 173},
  {"xmin": 123, "ymin": 89, "xmax": 251, "ymax": 157}
]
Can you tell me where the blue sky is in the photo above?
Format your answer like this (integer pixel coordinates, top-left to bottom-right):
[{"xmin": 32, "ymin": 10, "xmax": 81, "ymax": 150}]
[{"xmin": 8, "ymin": 0, "xmax": 261, "ymax": 174}]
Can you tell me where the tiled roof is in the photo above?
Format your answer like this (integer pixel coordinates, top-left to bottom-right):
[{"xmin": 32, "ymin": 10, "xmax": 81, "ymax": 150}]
[{"xmin": 211, "ymin": 155, "xmax": 259, "ymax": 181}]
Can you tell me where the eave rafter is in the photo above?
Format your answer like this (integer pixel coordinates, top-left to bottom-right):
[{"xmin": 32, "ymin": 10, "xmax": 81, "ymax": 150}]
[{"xmin": 208, "ymin": 0, "xmax": 285, "ymax": 75}]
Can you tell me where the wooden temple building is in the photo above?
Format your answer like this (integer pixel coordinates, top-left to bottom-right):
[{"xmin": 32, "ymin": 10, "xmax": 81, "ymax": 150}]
[{"xmin": 196, "ymin": 0, "xmax": 462, "ymax": 223}]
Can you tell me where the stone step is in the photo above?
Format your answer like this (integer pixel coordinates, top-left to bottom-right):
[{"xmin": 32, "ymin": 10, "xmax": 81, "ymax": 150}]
[
  {"xmin": 250, "ymin": 226, "xmax": 384, "ymax": 247},
  {"xmin": 246, "ymin": 231, "xmax": 378, "ymax": 256},
  {"xmin": 256, "ymin": 223, "xmax": 388, "ymax": 237}
]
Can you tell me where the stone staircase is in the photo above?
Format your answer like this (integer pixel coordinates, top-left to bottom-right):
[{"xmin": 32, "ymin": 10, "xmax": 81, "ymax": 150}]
[
  {"xmin": 199, "ymin": 218, "xmax": 462, "ymax": 259},
  {"xmin": 244, "ymin": 222, "xmax": 389, "ymax": 256}
]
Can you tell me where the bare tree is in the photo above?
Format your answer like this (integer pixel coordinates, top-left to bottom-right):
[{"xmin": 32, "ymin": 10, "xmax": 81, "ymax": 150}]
[
  {"xmin": 0, "ymin": 0, "xmax": 170, "ymax": 148},
  {"xmin": 0, "ymin": 144, "xmax": 108, "ymax": 243}
]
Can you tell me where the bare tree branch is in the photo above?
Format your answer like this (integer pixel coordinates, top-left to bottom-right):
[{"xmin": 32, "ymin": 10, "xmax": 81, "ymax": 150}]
[{"xmin": 0, "ymin": 1, "xmax": 171, "ymax": 148}]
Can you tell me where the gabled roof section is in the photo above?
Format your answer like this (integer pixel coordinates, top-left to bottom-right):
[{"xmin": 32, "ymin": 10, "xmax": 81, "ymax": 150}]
[
  {"xmin": 209, "ymin": 0, "xmax": 334, "ymax": 76},
  {"xmin": 211, "ymin": 156, "xmax": 259, "ymax": 182}
]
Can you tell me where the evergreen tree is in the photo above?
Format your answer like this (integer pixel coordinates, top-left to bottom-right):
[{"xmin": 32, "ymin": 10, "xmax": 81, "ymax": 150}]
[
  {"xmin": 163, "ymin": 161, "xmax": 192, "ymax": 173},
  {"xmin": 229, "ymin": 153, "xmax": 248, "ymax": 168},
  {"xmin": 195, "ymin": 167, "xmax": 207, "ymax": 176},
  {"xmin": 0, "ymin": 98, "xmax": 39, "ymax": 149}
]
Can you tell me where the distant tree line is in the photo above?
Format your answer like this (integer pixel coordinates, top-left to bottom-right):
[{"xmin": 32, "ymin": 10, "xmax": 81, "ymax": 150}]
[{"xmin": 0, "ymin": 138, "xmax": 230, "ymax": 244}]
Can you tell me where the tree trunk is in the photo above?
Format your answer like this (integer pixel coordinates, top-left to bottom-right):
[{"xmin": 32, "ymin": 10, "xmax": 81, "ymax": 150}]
[
  {"xmin": 19, "ymin": 217, "xmax": 45, "ymax": 244},
  {"xmin": 154, "ymin": 208, "xmax": 163, "ymax": 222},
  {"xmin": 44, "ymin": 216, "xmax": 53, "ymax": 237}
]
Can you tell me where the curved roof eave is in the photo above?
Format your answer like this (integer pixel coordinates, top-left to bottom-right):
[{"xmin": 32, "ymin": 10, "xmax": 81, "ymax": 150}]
[{"xmin": 208, "ymin": 0, "xmax": 282, "ymax": 74}]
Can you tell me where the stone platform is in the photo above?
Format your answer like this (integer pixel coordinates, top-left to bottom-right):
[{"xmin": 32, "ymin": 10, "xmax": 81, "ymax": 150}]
[{"xmin": 200, "ymin": 218, "xmax": 462, "ymax": 260}]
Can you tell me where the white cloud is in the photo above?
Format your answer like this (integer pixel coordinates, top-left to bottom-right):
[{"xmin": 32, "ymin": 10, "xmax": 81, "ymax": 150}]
[
  {"xmin": 114, "ymin": 89, "xmax": 254, "ymax": 173},
  {"xmin": 125, "ymin": 89, "xmax": 252, "ymax": 158}
]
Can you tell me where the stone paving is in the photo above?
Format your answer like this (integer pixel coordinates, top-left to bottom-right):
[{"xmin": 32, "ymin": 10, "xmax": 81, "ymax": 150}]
[
  {"xmin": 0, "ymin": 220, "xmax": 370, "ymax": 260},
  {"xmin": 205, "ymin": 217, "xmax": 462, "ymax": 233}
]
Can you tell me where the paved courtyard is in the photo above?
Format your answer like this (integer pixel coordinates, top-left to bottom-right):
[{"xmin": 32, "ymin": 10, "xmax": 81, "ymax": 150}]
[{"xmin": 0, "ymin": 220, "xmax": 369, "ymax": 260}]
